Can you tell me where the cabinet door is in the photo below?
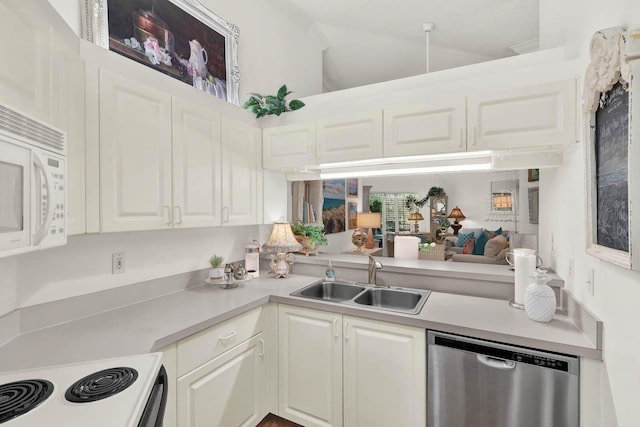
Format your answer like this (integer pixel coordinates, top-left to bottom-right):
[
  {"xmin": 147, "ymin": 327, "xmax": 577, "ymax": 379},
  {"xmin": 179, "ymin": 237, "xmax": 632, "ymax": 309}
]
[
  {"xmin": 172, "ymin": 97, "xmax": 222, "ymax": 228},
  {"xmin": 343, "ymin": 316, "xmax": 426, "ymax": 427},
  {"xmin": 467, "ymin": 79, "xmax": 576, "ymax": 151},
  {"xmin": 317, "ymin": 111, "xmax": 383, "ymax": 163},
  {"xmin": 177, "ymin": 333, "xmax": 268, "ymax": 427},
  {"xmin": 221, "ymin": 118, "xmax": 258, "ymax": 225},
  {"xmin": 263, "ymin": 122, "xmax": 316, "ymax": 170},
  {"xmin": 384, "ymin": 100, "xmax": 466, "ymax": 157},
  {"xmin": 278, "ymin": 305, "xmax": 343, "ymax": 427},
  {"xmin": 99, "ymin": 70, "xmax": 172, "ymax": 232}
]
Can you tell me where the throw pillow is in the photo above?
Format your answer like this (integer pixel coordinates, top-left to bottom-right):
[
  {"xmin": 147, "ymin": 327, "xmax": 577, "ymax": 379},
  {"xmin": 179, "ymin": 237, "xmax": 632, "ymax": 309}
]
[
  {"xmin": 493, "ymin": 227, "xmax": 503, "ymax": 236},
  {"xmin": 457, "ymin": 231, "xmax": 475, "ymax": 247},
  {"xmin": 484, "ymin": 235, "xmax": 508, "ymax": 257},
  {"xmin": 462, "ymin": 238, "xmax": 475, "ymax": 254},
  {"xmin": 473, "ymin": 231, "xmax": 490, "ymax": 256}
]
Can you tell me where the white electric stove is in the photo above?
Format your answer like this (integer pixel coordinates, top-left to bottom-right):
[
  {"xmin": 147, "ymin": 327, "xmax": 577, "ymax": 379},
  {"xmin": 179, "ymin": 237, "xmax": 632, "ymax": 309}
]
[{"xmin": 0, "ymin": 353, "xmax": 165, "ymax": 426}]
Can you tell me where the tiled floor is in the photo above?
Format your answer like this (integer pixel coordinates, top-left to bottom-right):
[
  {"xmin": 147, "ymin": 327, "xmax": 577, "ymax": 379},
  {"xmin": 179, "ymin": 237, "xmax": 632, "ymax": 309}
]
[{"xmin": 257, "ymin": 413, "xmax": 304, "ymax": 427}]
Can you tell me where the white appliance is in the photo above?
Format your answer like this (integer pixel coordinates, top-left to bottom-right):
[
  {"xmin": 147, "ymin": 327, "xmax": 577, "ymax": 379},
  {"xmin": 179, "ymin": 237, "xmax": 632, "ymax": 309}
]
[
  {"xmin": 0, "ymin": 353, "xmax": 166, "ymax": 426},
  {"xmin": 0, "ymin": 104, "xmax": 66, "ymax": 258}
]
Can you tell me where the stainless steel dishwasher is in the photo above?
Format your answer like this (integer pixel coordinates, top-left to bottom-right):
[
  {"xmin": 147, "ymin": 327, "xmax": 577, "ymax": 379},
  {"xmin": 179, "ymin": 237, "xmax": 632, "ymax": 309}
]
[{"xmin": 427, "ymin": 331, "xmax": 579, "ymax": 427}]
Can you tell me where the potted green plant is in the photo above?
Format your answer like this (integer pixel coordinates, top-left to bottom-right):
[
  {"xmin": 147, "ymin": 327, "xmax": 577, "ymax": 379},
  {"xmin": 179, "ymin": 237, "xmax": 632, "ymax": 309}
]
[
  {"xmin": 291, "ymin": 223, "xmax": 328, "ymax": 255},
  {"xmin": 242, "ymin": 85, "xmax": 305, "ymax": 118},
  {"xmin": 208, "ymin": 254, "xmax": 225, "ymax": 279}
]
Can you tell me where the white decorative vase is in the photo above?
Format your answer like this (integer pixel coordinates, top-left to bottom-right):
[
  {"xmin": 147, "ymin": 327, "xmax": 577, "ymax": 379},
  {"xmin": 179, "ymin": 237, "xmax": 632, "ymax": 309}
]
[
  {"xmin": 208, "ymin": 267, "xmax": 224, "ymax": 280},
  {"xmin": 524, "ymin": 269, "xmax": 556, "ymax": 323}
]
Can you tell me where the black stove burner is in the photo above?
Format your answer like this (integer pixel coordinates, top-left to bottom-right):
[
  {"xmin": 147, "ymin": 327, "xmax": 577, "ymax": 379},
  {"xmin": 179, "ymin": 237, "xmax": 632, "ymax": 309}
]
[
  {"xmin": 65, "ymin": 367, "xmax": 138, "ymax": 403},
  {"xmin": 0, "ymin": 379, "xmax": 53, "ymax": 424}
]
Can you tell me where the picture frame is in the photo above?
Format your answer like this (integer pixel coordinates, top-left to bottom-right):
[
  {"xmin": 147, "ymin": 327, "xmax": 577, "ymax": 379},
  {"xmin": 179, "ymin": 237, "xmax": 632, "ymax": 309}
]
[
  {"xmin": 527, "ymin": 168, "xmax": 539, "ymax": 182},
  {"xmin": 347, "ymin": 178, "xmax": 358, "ymax": 197},
  {"xmin": 583, "ymin": 27, "xmax": 639, "ymax": 270},
  {"xmin": 528, "ymin": 187, "xmax": 539, "ymax": 225},
  {"xmin": 322, "ymin": 179, "xmax": 346, "ymax": 234},
  {"xmin": 81, "ymin": 0, "xmax": 240, "ymax": 105},
  {"xmin": 348, "ymin": 202, "xmax": 358, "ymax": 230}
]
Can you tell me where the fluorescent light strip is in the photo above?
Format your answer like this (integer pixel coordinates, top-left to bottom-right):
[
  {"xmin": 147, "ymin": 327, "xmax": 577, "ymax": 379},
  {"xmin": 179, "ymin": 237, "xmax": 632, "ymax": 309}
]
[
  {"xmin": 320, "ymin": 163, "xmax": 491, "ymax": 179},
  {"xmin": 319, "ymin": 150, "xmax": 493, "ymax": 169}
]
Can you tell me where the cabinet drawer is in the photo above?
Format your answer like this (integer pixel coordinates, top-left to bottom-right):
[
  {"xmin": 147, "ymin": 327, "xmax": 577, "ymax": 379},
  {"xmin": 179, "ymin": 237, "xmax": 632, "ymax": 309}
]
[{"xmin": 177, "ymin": 306, "xmax": 264, "ymax": 376}]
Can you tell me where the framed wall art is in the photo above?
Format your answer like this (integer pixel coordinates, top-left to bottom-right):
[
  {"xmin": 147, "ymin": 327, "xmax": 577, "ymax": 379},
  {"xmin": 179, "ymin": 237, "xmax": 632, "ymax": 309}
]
[
  {"xmin": 347, "ymin": 178, "xmax": 358, "ymax": 198},
  {"xmin": 322, "ymin": 179, "xmax": 346, "ymax": 234},
  {"xmin": 348, "ymin": 202, "xmax": 358, "ymax": 230},
  {"xmin": 82, "ymin": 0, "xmax": 240, "ymax": 105},
  {"xmin": 583, "ymin": 26, "xmax": 639, "ymax": 270}
]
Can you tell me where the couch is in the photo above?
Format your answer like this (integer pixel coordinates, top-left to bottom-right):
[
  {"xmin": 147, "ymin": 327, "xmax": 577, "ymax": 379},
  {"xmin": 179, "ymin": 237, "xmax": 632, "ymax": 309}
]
[{"xmin": 444, "ymin": 228, "xmax": 511, "ymax": 265}]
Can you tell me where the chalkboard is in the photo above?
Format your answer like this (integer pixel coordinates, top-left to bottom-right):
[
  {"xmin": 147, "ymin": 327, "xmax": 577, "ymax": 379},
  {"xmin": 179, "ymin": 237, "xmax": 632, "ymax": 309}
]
[{"xmin": 595, "ymin": 82, "xmax": 629, "ymax": 252}]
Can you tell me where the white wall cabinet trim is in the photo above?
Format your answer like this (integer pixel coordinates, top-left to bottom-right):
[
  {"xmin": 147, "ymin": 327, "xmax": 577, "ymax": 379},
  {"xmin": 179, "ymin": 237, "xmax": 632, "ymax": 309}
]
[
  {"xmin": 467, "ymin": 79, "xmax": 577, "ymax": 150},
  {"xmin": 317, "ymin": 111, "xmax": 383, "ymax": 163},
  {"xmin": 384, "ymin": 99, "xmax": 467, "ymax": 157}
]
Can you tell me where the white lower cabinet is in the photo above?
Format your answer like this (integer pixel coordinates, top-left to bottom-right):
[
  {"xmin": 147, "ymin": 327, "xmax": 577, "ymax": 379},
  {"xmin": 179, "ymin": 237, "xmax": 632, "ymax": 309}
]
[
  {"xmin": 177, "ymin": 333, "xmax": 269, "ymax": 427},
  {"xmin": 278, "ymin": 304, "xmax": 426, "ymax": 427}
]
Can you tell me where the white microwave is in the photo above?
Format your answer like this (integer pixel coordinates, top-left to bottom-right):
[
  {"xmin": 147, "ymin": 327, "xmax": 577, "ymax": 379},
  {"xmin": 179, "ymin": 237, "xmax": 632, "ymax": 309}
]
[{"xmin": 0, "ymin": 104, "xmax": 67, "ymax": 258}]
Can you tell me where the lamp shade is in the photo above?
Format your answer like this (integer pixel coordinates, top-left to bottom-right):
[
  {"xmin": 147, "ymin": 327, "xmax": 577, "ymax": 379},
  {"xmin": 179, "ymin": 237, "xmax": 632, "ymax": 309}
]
[
  {"xmin": 447, "ymin": 207, "xmax": 466, "ymax": 220},
  {"xmin": 408, "ymin": 212, "xmax": 424, "ymax": 221},
  {"xmin": 262, "ymin": 222, "xmax": 302, "ymax": 253},
  {"xmin": 357, "ymin": 212, "xmax": 381, "ymax": 228}
]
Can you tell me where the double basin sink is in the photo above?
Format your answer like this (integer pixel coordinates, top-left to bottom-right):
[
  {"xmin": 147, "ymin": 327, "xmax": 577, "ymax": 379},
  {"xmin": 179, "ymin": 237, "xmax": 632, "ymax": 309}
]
[{"xmin": 291, "ymin": 280, "xmax": 431, "ymax": 315}]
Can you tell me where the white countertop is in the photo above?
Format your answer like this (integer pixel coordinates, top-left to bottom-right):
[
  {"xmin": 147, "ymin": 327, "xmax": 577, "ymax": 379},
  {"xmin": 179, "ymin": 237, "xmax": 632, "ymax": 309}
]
[{"xmin": 0, "ymin": 273, "xmax": 600, "ymax": 372}]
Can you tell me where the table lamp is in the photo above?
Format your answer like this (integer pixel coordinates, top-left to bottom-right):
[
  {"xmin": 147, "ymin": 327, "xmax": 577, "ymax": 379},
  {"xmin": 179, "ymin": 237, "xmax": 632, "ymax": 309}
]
[
  {"xmin": 262, "ymin": 222, "xmax": 302, "ymax": 278},
  {"xmin": 408, "ymin": 212, "xmax": 424, "ymax": 233},
  {"xmin": 357, "ymin": 212, "xmax": 381, "ymax": 250},
  {"xmin": 447, "ymin": 207, "xmax": 466, "ymax": 236}
]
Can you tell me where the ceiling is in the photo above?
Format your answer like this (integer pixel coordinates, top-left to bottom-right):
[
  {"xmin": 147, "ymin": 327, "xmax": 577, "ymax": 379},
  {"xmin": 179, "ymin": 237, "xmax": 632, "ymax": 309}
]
[{"xmin": 282, "ymin": 0, "xmax": 539, "ymax": 91}]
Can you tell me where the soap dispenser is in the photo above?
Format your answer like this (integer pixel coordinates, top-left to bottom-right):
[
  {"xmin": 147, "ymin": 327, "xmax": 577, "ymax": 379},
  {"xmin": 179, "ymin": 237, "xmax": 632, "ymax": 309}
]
[
  {"xmin": 524, "ymin": 269, "xmax": 556, "ymax": 322},
  {"xmin": 325, "ymin": 260, "xmax": 336, "ymax": 282}
]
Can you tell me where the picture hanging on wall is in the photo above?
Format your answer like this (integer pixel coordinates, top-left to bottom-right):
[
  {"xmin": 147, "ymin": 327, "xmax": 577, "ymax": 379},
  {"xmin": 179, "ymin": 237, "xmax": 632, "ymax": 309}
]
[
  {"xmin": 347, "ymin": 178, "xmax": 359, "ymax": 197},
  {"xmin": 322, "ymin": 179, "xmax": 346, "ymax": 234},
  {"xmin": 81, "ymin": 0, "xmax": 240, "ymax": 105},
  {"xmin": 528, "ymin": 168, "xmax": 539, "ymax": 182},
  {"xmin": 348, "ymin": 202, "xmax": 358, "ymax": 230}
]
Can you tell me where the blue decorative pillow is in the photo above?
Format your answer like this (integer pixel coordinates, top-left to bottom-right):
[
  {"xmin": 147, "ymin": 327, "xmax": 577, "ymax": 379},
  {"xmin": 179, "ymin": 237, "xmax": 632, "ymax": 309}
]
[
  {"xmin": 493, "ymin": 227, "xmax": 503, "ymax": 236},
  {"xmin": 457, "ymin": 232, "xmax": 475, "ymax": 247},
  {"xmin": 474, "ymin": 231, "xmax": 490, "ymax": 255}
]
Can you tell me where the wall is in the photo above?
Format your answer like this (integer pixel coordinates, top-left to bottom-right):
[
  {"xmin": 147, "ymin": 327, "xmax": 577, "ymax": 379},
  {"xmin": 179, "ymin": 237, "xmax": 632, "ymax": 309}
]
[
  {"xmin": 48, "ymin": 0, "xmax": 323, "ymax": 98},
  {"xmin": 538, "ymin": 1, "xmax": 640, "ymax": 426}
]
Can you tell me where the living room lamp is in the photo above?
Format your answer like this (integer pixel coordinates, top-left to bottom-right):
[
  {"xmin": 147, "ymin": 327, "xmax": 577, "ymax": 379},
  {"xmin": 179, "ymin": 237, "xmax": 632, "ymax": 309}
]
[
  {"xmin": 262, "ymin": 222, "xmax": 302, "ymax": 278},
  {"xmin": 357, "ymin": 212, "xmax": 381, "ymax": 250},
  {"xmin": 408, "ymin": 212, "xmax": 424, "ymax": 233},
  {"xmin": 447, "ymin": 207, "xmax": 466, "ymax": 236}
]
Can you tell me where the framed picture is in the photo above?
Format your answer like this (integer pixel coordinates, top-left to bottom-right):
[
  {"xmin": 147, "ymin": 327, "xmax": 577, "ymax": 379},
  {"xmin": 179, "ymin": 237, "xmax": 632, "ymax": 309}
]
[
  {"xmin": 583, "ymin": 27, "xmax": 638, "ymax": 270},
  {"xmin": 528, "ymin": 187, "xmax": 539, "ymax": 225},
  {"xmin": 527, "ymin": 168, "xmax": 539, "ymax": 182},
  {"xmin": 348, "ymin": 202, "xmax": 358, "ymax": 230},
  {"xmin": 81, "ymin": 0, "xmax": 240, "ymax": 105},
  {"xmin": 347, "ymin": 178, "xmax": 358, "ymax": 197},
  {"xmin": 322, "ymin": 179, "xmax": 346, "ymax": 234}
]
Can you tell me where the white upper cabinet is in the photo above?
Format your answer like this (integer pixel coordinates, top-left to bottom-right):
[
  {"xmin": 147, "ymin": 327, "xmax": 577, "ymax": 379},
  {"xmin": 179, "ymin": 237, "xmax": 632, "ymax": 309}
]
[
  {"xmin": 316, "ymin": 111, "xmax": 383, "ymax": 163},
  {"xmin": 384, "ymin": 99, "xmax": 467, "ymax": 157},
  {"xmin": 467, "ymin": 79, "xmax": 577, "ymax": 150},
  {"xmin": 99, "ymin": 69, "xmax": 173, "ymax": 232},
  {"xmin": 222, "ymin": 118, "xmax": 259, "ymax": 226},
  {"xmin": 263, "ymin": 122, "xmax": 316, "ymax": 170},
  {"xmin": 172, "ymin": 97, "xmax": 222, "ymax": 228}
]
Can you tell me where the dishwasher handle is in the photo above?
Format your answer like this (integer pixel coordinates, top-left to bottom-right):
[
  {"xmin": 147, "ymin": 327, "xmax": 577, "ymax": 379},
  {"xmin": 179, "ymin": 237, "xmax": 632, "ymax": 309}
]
[{"xmin": 477, "ymin": 354, "xmax": 516, "ymax": 370}]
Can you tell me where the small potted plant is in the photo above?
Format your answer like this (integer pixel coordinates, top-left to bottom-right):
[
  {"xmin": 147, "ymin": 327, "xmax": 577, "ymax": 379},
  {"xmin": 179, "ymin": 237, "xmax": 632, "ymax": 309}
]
[
  {"xmin": 291, "ymin": 222, "xmax": 328, "ymax": 256},
  {"xmin": 208, "ymin": 255, "xmax": 225, "ymax": 279},
  {"xmin": 242, "ymin": 85, "xmax": 305, "ymax": 118}
]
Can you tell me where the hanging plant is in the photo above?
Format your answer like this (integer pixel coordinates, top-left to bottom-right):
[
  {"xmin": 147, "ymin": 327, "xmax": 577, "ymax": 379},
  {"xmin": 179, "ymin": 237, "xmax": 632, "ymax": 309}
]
[
  {"xmin": 242, "ymin": 84, "xmax": 305, "ymax": 118},
  {"xmin": 405, "ymin": 187, "xmax": 446, "ymax": 211}
]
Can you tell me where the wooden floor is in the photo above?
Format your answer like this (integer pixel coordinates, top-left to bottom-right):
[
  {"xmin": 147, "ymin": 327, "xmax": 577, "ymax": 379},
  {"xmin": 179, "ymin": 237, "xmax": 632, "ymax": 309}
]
[{"xmin": 257, "ymin": 413, "xmax": 304, "ymax": 427}]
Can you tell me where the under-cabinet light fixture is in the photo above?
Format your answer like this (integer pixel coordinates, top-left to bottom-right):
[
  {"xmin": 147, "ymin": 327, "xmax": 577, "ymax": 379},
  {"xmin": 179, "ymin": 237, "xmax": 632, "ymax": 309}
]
[
  {"xmin": 320, "ymin": 162, "xmax": 491, "ymax": 179},
  {"xmin": 319, "ymin": 150, "xmax": 493, "ymax": 169}
]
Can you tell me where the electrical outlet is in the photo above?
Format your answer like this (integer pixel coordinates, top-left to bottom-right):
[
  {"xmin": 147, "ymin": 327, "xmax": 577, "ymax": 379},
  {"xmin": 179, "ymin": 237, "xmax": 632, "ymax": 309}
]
[
  {"xmin": 568, "ymin": 258, "xmax": 574, "ymax": 283},
  {"xmin": 586, "ymin": 268, "xmax": 594, "ymax": 296},
  {"xmin": 112, "ymin": 252, "xmax": 125, "ymax": 274}
]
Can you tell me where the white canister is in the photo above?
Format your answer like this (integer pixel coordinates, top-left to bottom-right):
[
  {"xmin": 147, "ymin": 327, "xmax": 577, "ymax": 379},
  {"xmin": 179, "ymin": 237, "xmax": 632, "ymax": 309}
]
[
  {"xmin": 245, "ymin": 240, "xmax": 260, "ymax": 279},
  {"xmin": 524, "ymin": 269, "xmax": 556, "ymax": 322},
  {"xmin": 511, "ymin": 250, "xmax": 537, "ymax": 306}
]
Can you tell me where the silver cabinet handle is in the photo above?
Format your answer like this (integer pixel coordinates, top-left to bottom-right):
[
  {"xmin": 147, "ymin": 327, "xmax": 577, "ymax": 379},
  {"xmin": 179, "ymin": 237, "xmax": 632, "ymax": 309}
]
[
  {"xmin": 258, "ymin": 338, "xmax": 265, "ymax": 358},
  {"xmin": 333, "ymin": 318, "xmax": 339, "ymax": 338},
  {"xmin": 477, "ymin": 354, "xmax": 516, "ymax": 370},
  {"xmin": 173, "ymin": 206, "xmax": 183, "ymax": 225},
  {"xmin": 163, "ymin": 206, "xmax": 172, "ymax": 226},
  {"xmin": 219, "ymin": 331, "xmax": 237, "ymax": 345}
]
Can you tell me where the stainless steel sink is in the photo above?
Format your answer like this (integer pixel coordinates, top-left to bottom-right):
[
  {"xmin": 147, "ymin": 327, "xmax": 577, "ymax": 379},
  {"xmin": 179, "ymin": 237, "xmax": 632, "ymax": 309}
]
[
  {"xmin": 291, "ymin": 280, "xmax": 430, "ymax": 315},
  {"xmin": 353, "ymin": 288, "xmax": 430, "ymax": 315},
  {"xmin": 292, "ymin": 280, "xmax": 366, "ymax": 302}
]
